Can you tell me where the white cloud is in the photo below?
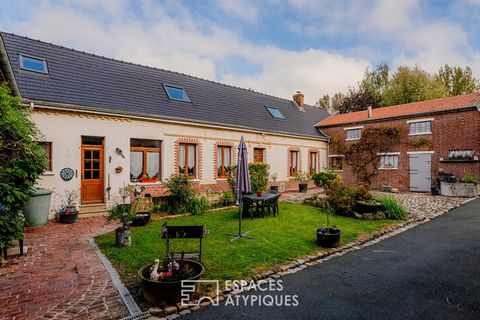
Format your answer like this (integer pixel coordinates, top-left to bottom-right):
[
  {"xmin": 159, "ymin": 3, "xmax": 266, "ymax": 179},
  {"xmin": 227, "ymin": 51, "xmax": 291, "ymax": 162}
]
[
  {"xmin": 0, "ymin": 0, "xmax": 367, "ymax": 104},
  {"xmin": 216, "ymin": 0, "xmax": 260, "ymax": 22}
]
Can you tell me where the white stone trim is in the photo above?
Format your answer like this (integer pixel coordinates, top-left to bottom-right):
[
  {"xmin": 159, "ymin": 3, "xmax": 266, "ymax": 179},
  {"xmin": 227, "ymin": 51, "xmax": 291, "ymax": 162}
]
[
  {"xmin": 408, "ymin": 132, "xmax": 432, "ymax": 136},
  {"xmin": 328, "ymin": 154, "xmax": 345, "ymax": 157},
  {"xmin": 377, "ymin": 152, "xmax": 401, "ymax": 156},
  {"xmin": 406, "ymin": 118, "xmax": 434, "ymax": 124},
  {"xmin": 344, "ymin": 126, "xmax": 364, "ymax": 130},
  {"xmin": 406, "ymin": 151, "xmax": 435, "ymax": 154}
]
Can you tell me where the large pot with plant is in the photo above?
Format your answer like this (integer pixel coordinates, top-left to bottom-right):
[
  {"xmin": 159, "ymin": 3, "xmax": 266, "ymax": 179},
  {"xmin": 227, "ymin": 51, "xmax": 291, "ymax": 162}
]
[
  {"xmin": 269, "ymin": 173, "xmax": 279, "ymax": 192},
  {"xmin": 316, "ymin": 202, "xmax": 341, "ymax": 248},
  {"xmin": 139, "ymin": 252, "xmax": 205, "ymax": 305},
  {"xmin": 249, "ymin": 162, "xmax": 270, "ymax": 196},
  {"xmin": 294, "ymin": 171, "xmax": 309, "ymax": 193},
  {"xmin": 59, "ymin": 190, "xmax": 79, "ymax": 224},
  {"xmin": 352, "ymin": 183, "xmax": 382, "ymax": 214},
  {"xmin": 108, "ymin": 186, "xmax": 137, "ymax": 248}
]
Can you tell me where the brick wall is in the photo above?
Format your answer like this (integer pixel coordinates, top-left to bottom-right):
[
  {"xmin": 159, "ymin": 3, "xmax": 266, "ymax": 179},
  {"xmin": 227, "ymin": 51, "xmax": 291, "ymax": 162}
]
[{"xmin": 321, "ymin": 109, "xmax": 480, "ymax": 191}]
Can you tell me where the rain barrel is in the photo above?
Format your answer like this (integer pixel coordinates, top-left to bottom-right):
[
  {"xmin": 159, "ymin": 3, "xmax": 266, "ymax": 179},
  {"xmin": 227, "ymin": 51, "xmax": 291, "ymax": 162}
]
[{"xmin": 23, "ymin": 188, "xmax": 53, "ymax": 227}]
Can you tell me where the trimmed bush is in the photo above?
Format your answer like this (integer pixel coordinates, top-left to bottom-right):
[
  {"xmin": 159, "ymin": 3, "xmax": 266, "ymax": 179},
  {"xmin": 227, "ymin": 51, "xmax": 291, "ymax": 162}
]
[
  {"xmin": 311, "ymin": 171, "xmax": 337, "ymax": 188},
  {"xmin": 248, "ymin": 162, "xmax": 270, "ymax": 193},
  {"xmin": 379, "ymin": 196, "xmax": 408, "ymax": 219},
  {"xmin": 324, "ymin": 179, "xmax": 355, "ymax": 216},
  {"xmin": 162, "ymin": 174, "xmax": 195, "ymax": 214}
]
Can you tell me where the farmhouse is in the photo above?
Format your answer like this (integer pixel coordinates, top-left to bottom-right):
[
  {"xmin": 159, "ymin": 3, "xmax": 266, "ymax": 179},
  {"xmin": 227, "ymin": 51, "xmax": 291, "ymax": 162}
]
[
  {"xmin": 317, "ymin": 94, "xmax": 480, "ymax": 192},
  {"xmin": 0, "ymin": 32, "xmax": 329, "ymax": 217}
]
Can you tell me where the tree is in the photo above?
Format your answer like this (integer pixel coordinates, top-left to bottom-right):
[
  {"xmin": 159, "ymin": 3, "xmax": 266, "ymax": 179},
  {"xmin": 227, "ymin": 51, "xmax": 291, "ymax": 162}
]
[
  {"xmin": 316, "ymin": 92, "xmax": 344, "ymax": 115},
  {"xmin": 434, "ymin": 65, "xmax": 480, "ymax": 96},
  {"xmin": 0, "ymin": 83, "xmax": 47, "ymax": 250},
  {"xmin": 336, "ymin": 86, "xmax": 381, "ymax": 114},
  {"xmin": 337, "ymin": 127, "xmax": 401, "ymax": 185},
  {"xmin": 381, "ymin": 66, "xmax": 446, "ymax": 106},
  {"xmin": 361, "ymin": 62, "xmax": 390, "ymax": 99}
]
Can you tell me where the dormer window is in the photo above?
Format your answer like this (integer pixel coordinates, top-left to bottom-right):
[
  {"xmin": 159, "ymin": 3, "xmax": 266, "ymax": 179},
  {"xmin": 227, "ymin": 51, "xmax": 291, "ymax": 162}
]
[
  {"xmin": 163, "ymin": 84, "xmax": 191, "ymax": 102},
  {"xmin": 19, "ymin": 54, "xmax": 48, "ymax": 74},
  {"xmin": 266, "ymin": 106, "xmax": 285, "ymax": 119}
]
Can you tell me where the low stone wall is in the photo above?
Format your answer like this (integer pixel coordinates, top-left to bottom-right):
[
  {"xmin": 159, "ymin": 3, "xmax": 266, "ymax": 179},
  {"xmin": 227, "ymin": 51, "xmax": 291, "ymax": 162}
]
[{"xmin": 440, "ymin": 181, "xmax": 479, "ymax": 197}]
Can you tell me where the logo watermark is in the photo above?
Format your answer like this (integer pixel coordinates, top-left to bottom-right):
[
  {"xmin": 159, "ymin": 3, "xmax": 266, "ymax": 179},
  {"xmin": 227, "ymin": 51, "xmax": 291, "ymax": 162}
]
[{"xmin": 181, "ymin": 279, "xmax": 299, "ymax": 307}]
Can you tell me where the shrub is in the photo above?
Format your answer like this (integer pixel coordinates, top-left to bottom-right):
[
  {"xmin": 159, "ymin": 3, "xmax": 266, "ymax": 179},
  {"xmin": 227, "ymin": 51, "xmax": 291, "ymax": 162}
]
[
  {"xmin": 249, "ymin": 162, "xmax": 270, "ymax": 193},
  {"xmin": 379, "ymin": 196, "xmax": 408, "ymax": 219},
  {"xmin": 162, "ymin": 174, "xmax": 195, "ymax": 214},
  {"xmin": 324, "ymin": 179, "xmax": 355, "ymax": 216},
  {"xmin": 219, "ymin": 191, "xmax": 235, "ymax": 206},
  {"xmin": 463, "ymin": 173, "xmax": 477, "ymax": 183},
  {"xmin": 348, "ymin": 183, "xmax": 373, "ymax": 203},
  {"xmin": 0, "ymin": 83, "xmax": 48, "ymax": 250},
  {"xmin": 188, "ymin": 196, "xmax": 210, "ymax": 215},
  {"xmin": 107, "ymin": 203, "xmax": 136, "ymax": 228},
  {"xmin": 226, "ymin": 165, "xmax": 237, "ymax": 192},
  {"xmin": 311, "ymin": 171, "xmax": 337, "ymax": 188}
]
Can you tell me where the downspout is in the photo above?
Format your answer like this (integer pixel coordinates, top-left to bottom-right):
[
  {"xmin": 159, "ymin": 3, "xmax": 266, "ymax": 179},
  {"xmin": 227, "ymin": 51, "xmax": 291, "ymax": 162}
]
[{"xmin": 0, "ymin": 34, "xmax": 21, "ymax": 97}]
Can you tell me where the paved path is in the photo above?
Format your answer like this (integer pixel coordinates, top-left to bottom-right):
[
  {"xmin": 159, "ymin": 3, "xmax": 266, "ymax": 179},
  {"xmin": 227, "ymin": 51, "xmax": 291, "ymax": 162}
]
[
  {"xmin": 186, "ymin": 198, "xmax": 480, "ymax": 320},
  {"xmin": 0, "ymin": 217, "xmax": 129, "ymax": 320}
]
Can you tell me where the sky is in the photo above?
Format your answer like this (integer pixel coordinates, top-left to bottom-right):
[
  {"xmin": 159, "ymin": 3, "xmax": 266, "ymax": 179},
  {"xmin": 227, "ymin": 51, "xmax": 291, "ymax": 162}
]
[{"xmin": 1, "ymin": 0, "xmax": 480, "ymax": 105}]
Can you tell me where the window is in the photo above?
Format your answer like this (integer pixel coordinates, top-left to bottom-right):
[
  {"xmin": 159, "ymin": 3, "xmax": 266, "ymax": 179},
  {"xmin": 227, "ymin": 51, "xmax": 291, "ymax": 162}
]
[
  {"xmin": 409, "ymin": 121, "xmax": 431, "ymax": 135},
  {"xmin": 19, "ymin": 54, "xmax": 48, "ymax": 74},
  {"xmin": 265, "ymin": 106, "xmax": 285, "ymax": 119},
  {"xmin": 253, "ymin": 148, "xmax": 265, "ymax": 163},
  {"xmin": 330, "ymin": 157, "xmax": 343, "ymax": 170},
  {"xmin": 179, "ymin": 143, "xmax": 197, "ymax": 178},
  {"xmin": 289, "ymin": 150, "xmax": 299, "ymax": 176},
  {"xmin": 217, "ymin": 146, "xmax": 232, "ymax": 178},
  {"xmin": 309, "ymin": 152, "xmax": 318, "ymax": 174},
  {"xmin": 38, "ymin": 142, "xmax": 52, "ymax": 171},
  {"xmin": 379, "ymin": 154, "xmax": 399, "ymax": 169},
  {"xmin": 130, "ymin": 139, "xmax": 161, "ymax": 182},
  {"xmin": 163, "ymin": 84, "xmax": 191, "ymax": 102},
  {"xmin": 346, "ymin": 128, "xmax": 361, "ymax": 140}
]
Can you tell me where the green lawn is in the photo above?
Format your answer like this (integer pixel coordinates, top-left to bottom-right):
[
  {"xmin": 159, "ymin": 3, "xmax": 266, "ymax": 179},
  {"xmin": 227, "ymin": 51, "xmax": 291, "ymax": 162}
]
[{"xmin": 96, "ymin": 202, "xmax": 399, "ymax": 282}]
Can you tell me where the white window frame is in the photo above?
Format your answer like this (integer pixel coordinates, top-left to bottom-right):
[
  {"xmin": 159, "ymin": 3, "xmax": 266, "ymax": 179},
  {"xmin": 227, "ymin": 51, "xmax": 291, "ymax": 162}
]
[
  {"xmin": 344, "ymin": 126, "xmax": 363, "ymax": 141},
  {"xmin": 377, "ymin": 152, "xmax": 400, "ymax": 170},
  {"xmin": 407, "ymin": 118, "xmax": 433, "ymax": 136}
]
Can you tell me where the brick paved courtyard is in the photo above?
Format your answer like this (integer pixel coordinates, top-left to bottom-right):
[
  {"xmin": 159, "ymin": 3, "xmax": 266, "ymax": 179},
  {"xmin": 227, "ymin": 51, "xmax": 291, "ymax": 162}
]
[{"xmin": 0, "ymin": 217, "xmax": 129, "ymax": 320}]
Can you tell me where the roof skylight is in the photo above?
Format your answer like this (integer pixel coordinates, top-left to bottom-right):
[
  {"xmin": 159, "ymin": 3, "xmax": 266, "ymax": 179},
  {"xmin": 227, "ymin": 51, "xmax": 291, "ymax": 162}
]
[
  {"xmin": 163, "ymin": 84, "xmax": 191, "ymax": 102},
  {"xmin": 19, "ymin": 54, "xmax": 48, "ymax": 74},
  {"xmin": 266, "ymin": 106, "xmax": 285, "ymax": 119}
]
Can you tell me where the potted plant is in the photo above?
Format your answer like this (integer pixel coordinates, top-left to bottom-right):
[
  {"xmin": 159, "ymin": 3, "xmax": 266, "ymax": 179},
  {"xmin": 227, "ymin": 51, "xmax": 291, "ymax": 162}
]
[
  {"xmin": 316, "ymin": 202, "xmax": 341, "ymax": 247},
  {"xmin": 352, "ymin": 183, "xmax": 382, "ymax": 214},
  {"xmin": 249, "ymin": 162, "xmax": 270, "ymax": 196},
  {"xmin": 107, "ymin": 202, "xmax": 136, "ymax": 247},
  {"xmin": 139, "ymin": 174, "xmax": 157, "ymax": 183},
  {"xmin": 294, "ymin": 171, "xmax": 309, "ymax": 193},
  {"xmin": 138, "ymin": 251, "xmax": 205, "ymax": 305},
  {"xmin": 270, "ymin": 173, "xmax": 279, "ymax": 192},
  {"xmin": 59, "ymin": 190, "xmax": 79, "ymax": 224}
]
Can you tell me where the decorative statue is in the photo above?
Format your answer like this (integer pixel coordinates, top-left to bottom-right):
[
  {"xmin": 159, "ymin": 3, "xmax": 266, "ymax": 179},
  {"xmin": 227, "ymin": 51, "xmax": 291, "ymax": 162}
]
[{"xmin": 150, "ymin": 259, "xmax": 161, "ymax": 281}]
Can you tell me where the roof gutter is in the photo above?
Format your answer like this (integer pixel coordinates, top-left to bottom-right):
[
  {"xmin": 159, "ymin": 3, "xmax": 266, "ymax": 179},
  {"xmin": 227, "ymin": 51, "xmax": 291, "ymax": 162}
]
[
  {"xmin": 316, "ymin": 106, "xmax": 479, "ymax": 128},
  {"xmin": 27, "ymin": 99, "xmax": 329, "ymax": 142},
  {"xmin": 0, "ymin": 34, "xmax": 21, "ymax": 97}
]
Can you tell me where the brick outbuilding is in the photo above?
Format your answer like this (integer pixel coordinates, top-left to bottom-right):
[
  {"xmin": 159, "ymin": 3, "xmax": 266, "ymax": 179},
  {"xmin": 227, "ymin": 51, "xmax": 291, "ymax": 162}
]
[{"xmin": 316, "ymin": 94, "xmax": 480, "ymax": 192}]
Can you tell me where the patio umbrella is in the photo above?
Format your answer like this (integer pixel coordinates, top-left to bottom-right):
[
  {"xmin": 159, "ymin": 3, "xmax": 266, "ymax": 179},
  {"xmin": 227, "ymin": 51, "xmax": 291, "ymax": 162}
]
[{"xmin": 225, "ymin": 136, "xmax": 255, "ymax": 242}]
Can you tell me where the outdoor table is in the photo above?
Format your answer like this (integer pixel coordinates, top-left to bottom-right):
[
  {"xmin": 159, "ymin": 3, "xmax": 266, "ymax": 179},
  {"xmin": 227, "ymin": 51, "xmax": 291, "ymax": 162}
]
[{"xmin": 243, "ymin": 193, "xmax": 277, "ymax": 218}]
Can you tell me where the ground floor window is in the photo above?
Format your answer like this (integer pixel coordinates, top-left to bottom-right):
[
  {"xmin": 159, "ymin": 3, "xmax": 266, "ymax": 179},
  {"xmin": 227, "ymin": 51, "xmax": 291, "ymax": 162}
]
[
  {"xmin": 289, "ymin": 150, "xmax": 299, "ymax": 176},
  {"xmin": 253, "ymin": 148, "xmax": 265, "ymax": 163},
  {"xmin": 379, "ymin": 154, "xmax": 399, "ymax": 169},
  {"xmin": 179, "ymin": 143, "xmax": 197, "ymax": 178},
  {"xmin": 309, "ymin": 152, "xmax": 318, "ymax": 174},
  {"xmin": 130, "ymin": 139, "xmax": 161, "ymax": 182},
  {"xmin": 38, "ymin": 142, "xmax": 52, "ymax": 171},
  {"xmin": 330, "ymin": 156, "xmax": 343, "ymax": 170},
  {"xmin": 217, "ymin": 145, "xmax": 231, "ymax": 178}
]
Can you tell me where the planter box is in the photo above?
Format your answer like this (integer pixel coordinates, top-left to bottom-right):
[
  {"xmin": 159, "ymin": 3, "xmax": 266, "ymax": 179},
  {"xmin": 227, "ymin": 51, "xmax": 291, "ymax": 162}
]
[{"xmin": 440, "ymin": 181, "xmax": 478, "ymax": 197}]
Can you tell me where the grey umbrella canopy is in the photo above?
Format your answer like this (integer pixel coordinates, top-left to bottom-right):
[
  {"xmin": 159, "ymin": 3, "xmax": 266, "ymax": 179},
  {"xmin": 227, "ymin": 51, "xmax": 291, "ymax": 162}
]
[{"xmin": 225, "ymin": 136, "xmax": 254, "ymax": 242}]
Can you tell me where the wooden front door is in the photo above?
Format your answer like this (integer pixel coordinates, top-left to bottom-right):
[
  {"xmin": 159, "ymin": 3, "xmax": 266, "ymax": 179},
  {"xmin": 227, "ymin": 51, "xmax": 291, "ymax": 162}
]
[{"xmin": 81, "ymin": 142, "xmax": 104, "ymax": 204}]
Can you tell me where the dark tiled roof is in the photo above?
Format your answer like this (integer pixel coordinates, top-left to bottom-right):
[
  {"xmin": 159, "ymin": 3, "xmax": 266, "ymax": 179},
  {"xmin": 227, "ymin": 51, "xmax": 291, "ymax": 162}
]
[{"xmin": 1, "ymin": 32, "xmax": 329, "ymax": 139}]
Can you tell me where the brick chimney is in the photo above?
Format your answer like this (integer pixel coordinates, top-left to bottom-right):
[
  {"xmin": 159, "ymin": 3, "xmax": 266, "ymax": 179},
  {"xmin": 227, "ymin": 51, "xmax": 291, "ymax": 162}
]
[{"xmin": 293, "ymin": 91, "xmax": 304, "ymax": 110}]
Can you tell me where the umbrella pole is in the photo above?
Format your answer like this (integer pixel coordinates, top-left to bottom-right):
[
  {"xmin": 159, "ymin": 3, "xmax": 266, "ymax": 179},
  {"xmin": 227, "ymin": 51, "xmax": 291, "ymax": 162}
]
[{"xmin": 224, "ymin": 198, "xmax": 255, "ymax": 242}]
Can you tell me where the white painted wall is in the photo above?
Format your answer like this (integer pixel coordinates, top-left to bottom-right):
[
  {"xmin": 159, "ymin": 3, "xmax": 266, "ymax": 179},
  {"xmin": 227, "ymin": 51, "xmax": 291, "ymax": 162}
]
[{"xmin": 32, "ymin": 107, "xmax": 328, "ymax": 218}]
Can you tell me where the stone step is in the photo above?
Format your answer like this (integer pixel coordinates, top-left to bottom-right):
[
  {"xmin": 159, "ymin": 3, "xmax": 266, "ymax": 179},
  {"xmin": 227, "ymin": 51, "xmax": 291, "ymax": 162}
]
[
  {"xmin": 79, "ymin": 204, "xmax": 106, "ymax": 214},
  {"xmin": 78, "ymin": 211, "xmax": 107, "ymax": 218}
]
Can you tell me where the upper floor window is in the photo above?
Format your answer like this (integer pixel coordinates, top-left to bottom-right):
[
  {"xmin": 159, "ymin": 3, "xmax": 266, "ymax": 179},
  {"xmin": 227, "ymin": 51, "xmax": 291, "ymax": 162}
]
[
  {"xmin": 409, "ymin": 120, "xmax": 432, "ymax": 135},
  {"xmin": 163, "ymin": 84, "xmax": 191, "ymax": 102},
  {"xmin": 130, "ymin": 139, "xmax": 161, "ymax": 182},
  {"xmin": 179, "ymin": 143, "xmax": 197, "ymax": 178},
  {"xmin": 217, "ymin": 145, "xmax": 232, "ymax": 178},
  {"xmin": 253, "ymin": 148, "xmax": 265, "ymax": 163},
  {"xmin": 265, "ymin": 106, "xmax": 285, "ymax": 119},
  {"xmin": 289, "ymin": 150, "xmax": 299, "ymax": 176},
  {"xmin": 345, "ymin": 128, "xmax": 361, "ymax": 140},
  {"xmin": 38, "ymin": 142, "xmax": 52, "ymax": 171},
  {"xmin": 19, "ymin": 54, "xmax": 48, "ymax": 74}
]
